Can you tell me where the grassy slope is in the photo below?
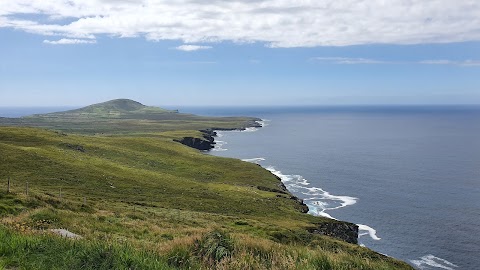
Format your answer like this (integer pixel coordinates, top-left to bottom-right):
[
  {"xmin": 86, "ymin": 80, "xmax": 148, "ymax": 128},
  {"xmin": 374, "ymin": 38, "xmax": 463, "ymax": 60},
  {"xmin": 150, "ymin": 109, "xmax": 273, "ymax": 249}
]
[
  {"xmin": 0, "ymin": 100, "xmax": 412, "ymax": 269},
  {"xmin": 0, "ymin": 127, "xmax": 412, "ymax": 269}
]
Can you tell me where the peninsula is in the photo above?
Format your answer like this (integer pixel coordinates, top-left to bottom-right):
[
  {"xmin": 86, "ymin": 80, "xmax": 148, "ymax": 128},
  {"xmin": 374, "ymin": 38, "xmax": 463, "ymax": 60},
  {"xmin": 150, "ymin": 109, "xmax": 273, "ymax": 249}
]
[{"xmin": 0, "ymin": 99, "xmax": 412, "ymax": 269}]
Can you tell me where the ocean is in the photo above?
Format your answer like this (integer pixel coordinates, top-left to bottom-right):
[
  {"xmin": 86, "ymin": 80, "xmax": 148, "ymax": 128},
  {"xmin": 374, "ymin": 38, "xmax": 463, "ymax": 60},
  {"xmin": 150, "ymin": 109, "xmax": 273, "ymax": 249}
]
[
  {"xmin": 2, "ymin": 105, "xmax": 479, "ymax": 269},
  {"xmin": 180, "ymin": 105, "xmax": 480, "ymax": 270}
]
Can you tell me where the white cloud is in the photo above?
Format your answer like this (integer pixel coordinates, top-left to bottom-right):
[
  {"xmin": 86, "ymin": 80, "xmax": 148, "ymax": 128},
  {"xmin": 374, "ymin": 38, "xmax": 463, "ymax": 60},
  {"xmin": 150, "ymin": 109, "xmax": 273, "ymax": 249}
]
[
  {"xmin": 43, "ymin": 38, "xmax": 97, "ymax": 45},
  {"xmin": 313, "ymin": 57, "xmax": 386, "ymax": 64},
  {"xmin": 420, "ymin": 59, "xmax": 480, "ymax": 66},
  {"xmin": 313, "ymin": 57, "xmax": 480, "ymax": 67},
  {"xmin": 1, "ymin": 1, "xmax": 480, "ymax": 47},
  {"xmin": 175, "ymin": 45, "xmax": 212, "ymax": 51}
]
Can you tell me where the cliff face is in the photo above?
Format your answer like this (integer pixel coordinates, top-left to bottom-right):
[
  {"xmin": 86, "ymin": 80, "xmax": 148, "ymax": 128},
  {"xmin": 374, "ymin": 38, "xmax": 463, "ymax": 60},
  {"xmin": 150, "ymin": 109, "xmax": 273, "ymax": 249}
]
[
  {"xmin": 309, "ymin": 222, "xmax": 359, "ymax": 244},
  {"xmin": 174, "ymin": 129, "xmax": 217, "ymax": 150},
  {"xmin": 174, "ymin": 137, "xmax": 213, "ymax": 150},
  {"xmin": 174, "ymin": 122, "xmax": 261, "ymax": 151}
]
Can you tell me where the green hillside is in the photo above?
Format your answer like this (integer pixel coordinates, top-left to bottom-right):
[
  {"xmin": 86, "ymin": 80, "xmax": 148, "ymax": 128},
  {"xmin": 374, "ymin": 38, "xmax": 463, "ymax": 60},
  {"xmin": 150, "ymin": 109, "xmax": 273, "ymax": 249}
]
[
  {"xmin": 66, "ymin": 99, "xmax": 154, "ymax": 113},
  {"xmin": 0, "ymin": 101, "xmax": 412, "ymax": 269},
  {"xmin": 0, "ymin": 99, "xmax": 260, "ymax": 135}
]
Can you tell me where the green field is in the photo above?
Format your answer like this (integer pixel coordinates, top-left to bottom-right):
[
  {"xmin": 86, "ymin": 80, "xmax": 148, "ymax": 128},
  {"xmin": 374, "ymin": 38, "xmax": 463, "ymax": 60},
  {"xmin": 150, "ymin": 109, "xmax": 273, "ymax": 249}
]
[{"xmin": 0, "ymin": 100, "xmax": 412, "ymax": 269}]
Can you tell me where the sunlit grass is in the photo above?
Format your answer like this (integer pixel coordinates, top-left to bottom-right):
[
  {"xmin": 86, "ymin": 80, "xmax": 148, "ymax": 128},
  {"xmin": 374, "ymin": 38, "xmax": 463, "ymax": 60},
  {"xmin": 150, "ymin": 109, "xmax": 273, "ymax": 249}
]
[{"xmin": 0, "ymin": 126, "xmax": 413, "ymax": 269}]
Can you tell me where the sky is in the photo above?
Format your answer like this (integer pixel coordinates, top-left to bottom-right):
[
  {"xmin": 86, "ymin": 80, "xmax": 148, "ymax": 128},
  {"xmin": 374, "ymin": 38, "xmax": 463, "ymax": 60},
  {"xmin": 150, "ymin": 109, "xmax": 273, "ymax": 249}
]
[{"xmin": 1, "ymin": 0, "xmax": 480, "ymax": 107}]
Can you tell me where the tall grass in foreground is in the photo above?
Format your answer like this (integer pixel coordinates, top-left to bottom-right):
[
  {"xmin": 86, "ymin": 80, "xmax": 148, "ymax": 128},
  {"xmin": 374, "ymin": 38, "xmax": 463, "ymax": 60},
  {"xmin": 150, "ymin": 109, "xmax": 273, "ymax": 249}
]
[
  {"xmin": 0, "ymin": 226, "xmax": 172, "ymax": 270},
  {"xmin": 0, "ymin": 226, "xmax": 412, "ymax": 269}
]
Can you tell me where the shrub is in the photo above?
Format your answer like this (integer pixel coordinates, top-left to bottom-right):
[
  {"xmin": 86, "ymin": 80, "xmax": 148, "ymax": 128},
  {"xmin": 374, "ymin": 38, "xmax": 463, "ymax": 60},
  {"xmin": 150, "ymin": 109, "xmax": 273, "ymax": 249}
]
[{"xmin": 194, "ymin": 230, "xmax": 234, "ymax": 266}]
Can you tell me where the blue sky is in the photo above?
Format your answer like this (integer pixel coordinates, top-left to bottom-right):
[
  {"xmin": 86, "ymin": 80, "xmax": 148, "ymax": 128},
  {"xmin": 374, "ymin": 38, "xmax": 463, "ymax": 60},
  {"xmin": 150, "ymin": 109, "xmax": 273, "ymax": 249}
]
[{"xmin": 1, "ymin": 1, "xmax": 479, "ymax": 107}]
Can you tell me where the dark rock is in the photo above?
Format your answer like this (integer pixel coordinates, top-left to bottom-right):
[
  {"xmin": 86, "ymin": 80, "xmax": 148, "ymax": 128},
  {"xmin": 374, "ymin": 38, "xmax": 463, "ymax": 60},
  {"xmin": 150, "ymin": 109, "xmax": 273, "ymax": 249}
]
[
  {"xmin": 174, "ymin": 129, "xmax": 219, "ymax": 150},
  {"xmin": 174, "ymin": 137, "xmax": 215, "ymax": 151},
  {"xmin": 199, "ymin": 129, "xmax": 217, "ymax": 138},
  {"xmin": 176, "ymin": 120, "xmax": 262, "ymax": 151},
  {"xmin": 61, "ymin": 143, "xmax": 86, "ymax": 152},
  {"xmin": 290, "ymin": 196, "xmax": 309, "ymax": 213},
  {"xmin": 309, "ymin": 222, "xmax": 359, "ymax": 244},
  {"xmin": 277, "ymin": 181, "xmax": 288, "ymax": 192},
  {"xmin": 257, "ymin": 186, "xmax": 289, "ymax": 194}
]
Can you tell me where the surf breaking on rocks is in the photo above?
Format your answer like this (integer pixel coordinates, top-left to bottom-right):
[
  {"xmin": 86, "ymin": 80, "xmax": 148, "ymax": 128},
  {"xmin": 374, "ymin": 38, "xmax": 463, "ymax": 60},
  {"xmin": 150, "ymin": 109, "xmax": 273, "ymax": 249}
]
[
  {"xmin": 213, "ymin": 119, "xmax": 381, "ymax": 242},
  {"xmin": 259, "ymin": 164, "xmax": 381, "ymax": 242}
]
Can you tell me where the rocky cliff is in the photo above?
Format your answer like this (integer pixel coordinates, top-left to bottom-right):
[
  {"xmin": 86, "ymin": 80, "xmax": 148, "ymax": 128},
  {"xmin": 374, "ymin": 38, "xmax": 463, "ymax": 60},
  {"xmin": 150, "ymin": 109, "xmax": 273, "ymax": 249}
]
[
  {"xmin": 174, "ymin": 129, "xmax": 217, "ymax": 150},
  {"xmin": 174, "ymin": 119, "xmax": 262, "ymax": 151},
  {"xmin": 308, "ymin": 222, "xmax": 359, "ymax": 244}
]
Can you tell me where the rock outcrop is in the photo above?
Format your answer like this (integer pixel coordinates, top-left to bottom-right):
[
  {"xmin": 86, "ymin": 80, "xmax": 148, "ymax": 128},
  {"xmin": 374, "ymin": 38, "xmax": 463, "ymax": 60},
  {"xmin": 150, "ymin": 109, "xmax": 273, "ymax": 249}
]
[
  {"xmin": 174, "ymin": 137, "xmax": 214, "ymax": 151},
  {"xmin": 174, "ymin": 129, "xmax": 217, "ymax": 150},
  {"xmin": 61, "ymin": 143, "xmax": 86, "ymax": 152},
  {"xmin": 290, "ymin": 196, "xmax": 310, "ymax": 213},
  {"xmin": 174, "ymin": 120, "xmax": 261, "ymax": 151},
  {"xmin": 309, "ymin": 222, "xmax": 359, "ymax": 244}
]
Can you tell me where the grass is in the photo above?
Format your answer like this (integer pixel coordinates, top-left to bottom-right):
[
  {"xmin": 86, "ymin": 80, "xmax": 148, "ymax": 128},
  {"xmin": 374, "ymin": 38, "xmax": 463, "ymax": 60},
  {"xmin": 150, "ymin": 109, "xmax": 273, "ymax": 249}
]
[
  {"xmin": 0, "ymin": 100, "xmax": 414, "ymax": 269},
  {"xmin": 0, "ymin": 225, "xmax": 172, "ymax": 270},
  {"xmin": 0, "ymin": 126, "xmax": 413, "ymax": 269},
  {"xmin": 0, "ymin": 225, "xmax": 411, "ymax": 270}
]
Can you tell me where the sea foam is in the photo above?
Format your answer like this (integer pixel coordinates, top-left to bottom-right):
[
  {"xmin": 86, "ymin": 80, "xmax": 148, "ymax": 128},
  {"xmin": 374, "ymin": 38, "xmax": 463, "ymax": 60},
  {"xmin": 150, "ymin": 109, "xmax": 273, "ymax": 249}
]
[
  {"xmin": 240, "ymin": 119, "xmax": 270, "ymax": 132},
  {"xmin": 263, "ymin": 165, "xmax": 381, "ymax": 241},
  {"xmin": 212, "ymin": 137, "xmax": 228, "ymax": 151},
  {"xmin": 357, "ymin": 224, "xmax": 381, "ymax": 240},
  {"xmin": 411, "ymin": 255, "xmax": 458, "ymax": 270},
  {"xmin": 213, "ymin": 119, "xmax": 268, "ymax": 150},
  {"xmin": 241, "ymin": 157, "xmax": 266, "ymax": 163}
]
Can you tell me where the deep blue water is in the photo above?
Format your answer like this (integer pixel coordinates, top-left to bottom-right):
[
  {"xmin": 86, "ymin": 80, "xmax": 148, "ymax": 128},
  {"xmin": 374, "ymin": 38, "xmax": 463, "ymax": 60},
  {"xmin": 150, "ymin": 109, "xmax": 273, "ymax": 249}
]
[
  {"xmin": 2, "ymin": 105, "xmax": 479, "ymax": 269},
  {"xmin": 180, "ymin": 106, "xmax": 480, "ymax": 270},
  {"xmin": 0, "ymin": 107, "xmax": 75, "ymax": 118}
]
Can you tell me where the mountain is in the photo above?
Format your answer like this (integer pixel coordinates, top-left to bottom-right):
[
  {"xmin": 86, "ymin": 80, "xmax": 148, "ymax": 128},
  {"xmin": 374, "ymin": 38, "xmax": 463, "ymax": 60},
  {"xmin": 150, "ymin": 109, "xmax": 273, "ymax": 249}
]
[
  {"xmin": 33, "ymin": 99, "xmax": 174, "ymax": 118},
  {"xmin": 67, "ymin": 99, "xmax": 152, "ymax": 113},
  {"xmin": 0, "ymin": 99, "xmax": 260, "ymax": 135}
]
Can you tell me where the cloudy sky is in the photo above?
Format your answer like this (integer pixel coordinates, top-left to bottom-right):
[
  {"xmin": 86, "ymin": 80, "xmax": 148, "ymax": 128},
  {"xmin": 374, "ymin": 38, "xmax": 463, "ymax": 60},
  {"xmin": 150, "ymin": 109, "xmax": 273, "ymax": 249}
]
[{"xmin": 1, "ymin": 0, "xmax": 479, "ymax": 106}]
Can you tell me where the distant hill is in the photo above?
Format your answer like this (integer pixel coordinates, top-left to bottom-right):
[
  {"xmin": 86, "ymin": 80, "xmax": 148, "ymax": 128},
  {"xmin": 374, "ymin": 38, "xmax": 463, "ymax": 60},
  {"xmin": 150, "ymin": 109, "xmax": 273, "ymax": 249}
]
[
  {"xmin": 0, "ymin": 99, "xmax": 260, "ymax": 135},
  {"xmin": 67, "ymin": 99, "xmax": 153, "ymax": 113},
  {"xmin": 33, "ymin": 99, "xmax": 175, "ymax": 118}
]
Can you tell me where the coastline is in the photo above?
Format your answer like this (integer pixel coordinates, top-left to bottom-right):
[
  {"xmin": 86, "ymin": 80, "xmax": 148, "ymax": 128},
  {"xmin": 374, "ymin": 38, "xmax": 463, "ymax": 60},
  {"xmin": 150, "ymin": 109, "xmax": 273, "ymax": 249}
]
[
  {"xmin": 174, "ymin": 118, "xmax": 388, "ymax": 246},
  {"xmin": 163, "ymin": 109, "xmax": 471, "ymax": 269},
  {"xmin": 174, "ymin": 118, "xmax": 263, "ymax": 151},
  {"xmin": 207, "ymin": 119, "xmax": 362, "ymax": 244}
]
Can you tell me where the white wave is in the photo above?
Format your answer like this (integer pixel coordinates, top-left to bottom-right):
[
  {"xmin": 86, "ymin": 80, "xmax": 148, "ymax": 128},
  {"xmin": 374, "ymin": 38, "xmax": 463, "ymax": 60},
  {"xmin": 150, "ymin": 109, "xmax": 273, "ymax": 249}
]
[
  {"xmin": 258, "ymin": 119, "xmax": 270, "ymax": 127},
  {"xmin": 211, "ymin": 148, "xmax": 228, "ymax": 152},
  {"xmin": 411, "ymin": 255, "xmax": 458, "ymax": 270},
  {"xmin": 240, "ymin": 119, "xmax": 270, "ymax": 132},
  {"xmin": 212, "ymin": 140, "xmax": 228, "ymax": 151},
  {"xmin": 243, "ymin": 127, "xmax": 259, "ymax": 132},
  {"xmin": 357, "ymin": 224, "xmax": 381, "ymax": 240},
  {"xmin": 242, "ymin": 157, "xmax": 266, "ymax": 163},
  {"xmin": 264, "ymin": 165, "xmax": 381, "ymax": 241}
]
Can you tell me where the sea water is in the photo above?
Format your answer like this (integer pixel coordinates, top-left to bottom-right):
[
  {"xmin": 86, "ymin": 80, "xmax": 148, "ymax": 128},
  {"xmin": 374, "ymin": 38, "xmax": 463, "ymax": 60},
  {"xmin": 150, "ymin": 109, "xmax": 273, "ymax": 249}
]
[
  {"xmin": 180, "ymin": 106, "xmax": 480, "ymax": 270},
  {"xmin": 2, "ymin": 105, "xmax": 479, "ymax": 269}
]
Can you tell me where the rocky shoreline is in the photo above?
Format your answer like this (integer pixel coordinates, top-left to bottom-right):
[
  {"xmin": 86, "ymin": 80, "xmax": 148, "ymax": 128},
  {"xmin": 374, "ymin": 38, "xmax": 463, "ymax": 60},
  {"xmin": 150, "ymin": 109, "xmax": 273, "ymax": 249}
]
[
  {"xmin": 264, "ymin": 164, "xmax": 359, "ymax": 244},
  {"xmin": 174, "ymin": 118, "xmax": 262, "ymax": 151},
  {"xmin": 175, "ymin": 119, "xmax": 359, "ymax": 244}
]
